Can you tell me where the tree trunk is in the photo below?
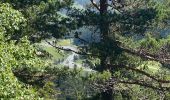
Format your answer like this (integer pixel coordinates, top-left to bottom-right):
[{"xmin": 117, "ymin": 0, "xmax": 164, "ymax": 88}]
[
  {"xmin": 100, "ymin": 0, "xmax": 108, "ymax": 39},
  {"xmin": 99, "ymin": 0, "xmax": 113, "ymax": 100}
]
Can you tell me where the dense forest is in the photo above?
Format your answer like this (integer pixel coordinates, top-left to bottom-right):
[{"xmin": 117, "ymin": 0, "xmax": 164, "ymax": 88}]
[{"xmin": 0, "ymin": 0, "xmax": 170, "ymax": 99}]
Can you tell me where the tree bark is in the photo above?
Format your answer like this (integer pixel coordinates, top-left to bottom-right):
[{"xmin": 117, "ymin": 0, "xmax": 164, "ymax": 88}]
[{"xmin": 99, "ymin": 0, "xmax": 113, "ymax": 100}]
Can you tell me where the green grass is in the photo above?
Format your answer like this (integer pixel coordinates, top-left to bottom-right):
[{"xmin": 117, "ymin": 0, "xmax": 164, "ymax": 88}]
[
  {"xmin": 43, "ymin": 47, "xmax": 65, "ymax": 59},
  {"xmin": 38, "ymin": 38, "xmax": 73, "ymax": 60},
  {"xmin": 57, "ymin": 39, "xmax": 73, "ymax": 46}
]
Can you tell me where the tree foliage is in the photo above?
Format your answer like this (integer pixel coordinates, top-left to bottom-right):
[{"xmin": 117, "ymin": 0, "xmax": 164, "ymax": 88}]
[
  {"xmin": 0, "ymin": 3, "xmax": 47, "ymax": 99},
  {"xmin": 0, "ymin": 0, "xmax": 170, "ymax": 99}
]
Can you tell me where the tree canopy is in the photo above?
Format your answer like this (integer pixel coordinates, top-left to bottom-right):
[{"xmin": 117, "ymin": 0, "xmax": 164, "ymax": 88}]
[{"xmin": 0, "ymin": 0, "xmax": 170, "ymax": 100}]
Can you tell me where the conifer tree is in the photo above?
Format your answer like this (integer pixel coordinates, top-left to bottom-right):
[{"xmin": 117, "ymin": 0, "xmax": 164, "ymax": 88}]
[{"xmin": 64, "ymin": 0, "xmax": 170, "ymax": 99}]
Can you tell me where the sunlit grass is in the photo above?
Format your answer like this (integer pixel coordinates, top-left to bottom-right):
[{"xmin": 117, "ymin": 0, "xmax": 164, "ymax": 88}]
[
  {"xmin": 39, "ymin": 38, "xmax": 73, "ymax": 60},
  {"xmin": 57, "ymin": 39, "xmax": 73, "ymax": 46},
  {"xmin": 43, "ymin": 47, "xmax": 64, "ymax": 59}
]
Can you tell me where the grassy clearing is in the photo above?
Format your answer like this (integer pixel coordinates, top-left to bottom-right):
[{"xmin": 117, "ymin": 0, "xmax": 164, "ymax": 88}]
[
  {"xmin": 38, "ymin": 38, "xmax": 73, "ymax": 60},
  {"xmin": 57, "ymin": 39, "xmax": 73, "ymax": 46},
  {"xmin": 43, "ymin": 47, "xmax": 65, "ymax": 59}
]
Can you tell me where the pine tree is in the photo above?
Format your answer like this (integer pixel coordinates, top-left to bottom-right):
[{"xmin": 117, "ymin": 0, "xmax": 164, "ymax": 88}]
[{"xmin": 64, "ymin": 0, "xmax": 170, "ymax": 99}]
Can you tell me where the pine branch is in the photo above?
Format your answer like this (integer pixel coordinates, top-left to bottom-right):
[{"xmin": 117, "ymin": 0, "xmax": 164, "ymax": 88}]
[
  {"xmin": 108, "ymin": 64, "xmax": 170, "ymax": 83},
  {"xmin": 119, "ymin": 46, "xmax": 170, "ymax": 65},
  {"xmin": 45, "ymin": 40, "xmax": 100, "ymax": 57}
]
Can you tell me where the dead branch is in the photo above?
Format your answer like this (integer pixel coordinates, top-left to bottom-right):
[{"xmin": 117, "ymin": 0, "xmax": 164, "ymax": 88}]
[{"xmin": 90, "ymin": 0, "xmax": 100, "ymax": 11}]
